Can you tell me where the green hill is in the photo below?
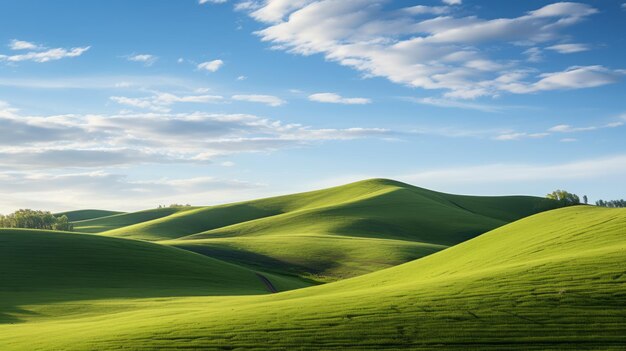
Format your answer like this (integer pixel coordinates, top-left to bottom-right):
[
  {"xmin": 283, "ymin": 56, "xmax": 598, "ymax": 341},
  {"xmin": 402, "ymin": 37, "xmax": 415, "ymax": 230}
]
[
  {"xmin": 0, "ymin": 228, "xmax": 273, "ymax": 324},
  {"xmin": 69, "ymin": 179, "xmax": 560, "ymax": 282},
  {"xmin": 72, "ymin": 206, "xmax": 195, "ymax": 233},
  {"xmin": 3, "ymin": 206, "xmax": 623, "ymax": 350},
  {"xmin": 55, "ymin": 209, "xmax": 124, "ymax": 222},
  {"xmin": 161, "ymin": 179, "xmax": 558, "ymax": 281}
]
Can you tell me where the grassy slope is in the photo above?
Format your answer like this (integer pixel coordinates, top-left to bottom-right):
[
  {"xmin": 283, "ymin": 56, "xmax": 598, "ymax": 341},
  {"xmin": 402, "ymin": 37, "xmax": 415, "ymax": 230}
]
[
  {"xmin": 0, "ymin": 228, "xmax": 272, "ymax": 325},
  {"xmin": 72, "ymin": 207, "xmax": 195, "ymax": 233},
  {"xmin": 2, "ymin": 206, "xmax": 624, "ymax": 350},
  {"xmin": 160, "ymin": 179, "xmax": 557, "ymax": 281},
  {"xmin": 55, "ymin": 209, "xmax": 124, "ymax": 222}
]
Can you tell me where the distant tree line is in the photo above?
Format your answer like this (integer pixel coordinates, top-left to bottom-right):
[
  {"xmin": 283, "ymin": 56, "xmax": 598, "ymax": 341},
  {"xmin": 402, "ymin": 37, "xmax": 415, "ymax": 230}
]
[
  {"xmin": 546, "ymin": 190, "xmax": 625, "ymax": 208},
  {"xmin": 0, "ymin": 209, "xmax": 73, "ymax": 231},
  {"xmin": 595, "ymin": 199, "xmax": 626, "ymax": 208}
]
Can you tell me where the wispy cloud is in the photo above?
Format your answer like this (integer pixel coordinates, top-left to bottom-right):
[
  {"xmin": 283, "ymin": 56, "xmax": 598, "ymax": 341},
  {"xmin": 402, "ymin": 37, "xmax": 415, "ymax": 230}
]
[
  {"xmin": 126, "ymin": 54, "xmax": 158, "ymax": 66},
  {"xmin": 9, "ymin": 39, "xmax": 42, "ymax": 51},
  {"xmin": 548, "ymin": 121, "xmax": 624, "ymax": 133},
  {"xmin": 238, "ymin": 2, "xmax": 620, "ymax": 99},
  {"xmin": 408, "ymin": 96, "xmax": 507, "ymax": 112},
  {"xmin": 232, "ymin": 94, "xmax": 285, "ymax": 106},
  {"xmin": 494, "ymin": 132, "xmax": 549, "ymax": 141},
  {"xmin": 0, "ymin": 75, "xmax": 195, "ymax": 90},
  {"xmin": 308, "ymin": 93, "xmax": 371, "ymax": 105},
  {"xmin": 0, "ymin": 101, "xmax": 392, "ymax": 170},
  {"xmin": 0, "ymin": 43, "xmax": 90, "ymax": 63},
  {"xmin": 111, "ymin": 92, "xmax": 224, "ymax": 112},
  {"xmin": 197, "ymin": 59, "xmax": 224, "ymax": 72},
  {"xmin": 494, "ymin": 118, "xmax": 624, "ymax": 141},
  {"xmin": 499, "ymin": 66, "xmax": 624, "ymax": 94},
  {"xmin": 546, "ymin": 43, "xmax": 590, "ymax": 54}
]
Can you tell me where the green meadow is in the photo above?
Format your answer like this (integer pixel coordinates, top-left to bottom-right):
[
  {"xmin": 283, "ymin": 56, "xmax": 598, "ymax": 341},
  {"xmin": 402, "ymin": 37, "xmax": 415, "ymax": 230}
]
[{"xmin": 1, "ymin": 179, "xmax": 624, "ymax": 350}]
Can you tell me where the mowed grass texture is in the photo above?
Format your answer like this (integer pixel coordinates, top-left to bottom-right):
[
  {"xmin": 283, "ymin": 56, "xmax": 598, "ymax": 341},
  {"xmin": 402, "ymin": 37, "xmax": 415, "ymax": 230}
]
[
  {"xmin": 90, "ymin": 179, "xmax": 558, "ymax": 281},
  {"xmin": 1, "ymin": 206, "xmax": 624, "ymax": 350}
]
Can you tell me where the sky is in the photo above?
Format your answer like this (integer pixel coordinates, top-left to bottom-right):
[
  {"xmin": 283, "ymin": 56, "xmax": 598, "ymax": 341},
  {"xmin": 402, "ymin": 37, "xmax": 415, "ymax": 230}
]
[{"xmin": 0, "ymin": 0, "xmax": 625, "ymax": 213}]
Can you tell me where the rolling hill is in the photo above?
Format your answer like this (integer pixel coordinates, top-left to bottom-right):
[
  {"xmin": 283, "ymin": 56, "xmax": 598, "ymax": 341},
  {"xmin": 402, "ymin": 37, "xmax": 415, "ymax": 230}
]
[
  {"xmin": 54, "ymin": 209, "xmax": 124, "ymax": 222},
  {"xmin": 72, "ymin": 206, "xmax": 196, "ymax": 233},
  {"xmin": 0, "ymin": 228, "xmax": 278, "ymax": 325},
  {"xmin": 81, "ymin": 179, "xmax": 558, "ymax": 281},
  {"xmin": 2, "ymin": 206, "xmax": 624, "ymax": 350}
]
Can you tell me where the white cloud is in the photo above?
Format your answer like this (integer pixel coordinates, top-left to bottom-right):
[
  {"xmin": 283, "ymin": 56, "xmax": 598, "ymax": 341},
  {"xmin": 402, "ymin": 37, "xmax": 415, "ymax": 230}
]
[
  {"xmin": 127, "ymin": 54, "xmax": 158, "ymax": 66},
  {"xmin": 403, "ymin": 5, "xmax": 450, "ymax": 15},
  {"xmin": 560, "ymin": 138, "xmax": 577, "ymax": 142},
  {"xmin": 524, "ymin": 47, "xmax": 543, "ymax": 62},
  {"xmin": 220, "ymin": 161, "xmax": 235, "ymax": 167},
  {"xmin": 442, "ymin": 0, "xmax": 461, "ymax": 5},
  {"xmin": 245, "ymin": 0, "xmax": 315, "ymax": 23},
  {"xmin": 197, "ymin": 59, "xmax": 224, "ymax": 72},
  {"xmin": 0, "ymin": 45, "xmax": 90, "ymax": 63},
  {"xmin": 0, "ymin": 75, "xmax": 193, "ymax": 90},
  {"xmin": 9, "ymin": 39, "xmax": 42, "ymax": 51},
  {"xmin": 548, "ymin": 121, "xmax": 624, "ymax": 133},
  {"xmin": 410, "ymin": 96, "xmax": 506, "ymax": 113},
  {"xmin": 232, "ymin": 94, "xmax": 285, "ymax": 106},
  {"xmin": 494, "ymin": 118, "xmax": 625, "ymax": 141},
  {"xmin": 111, "ymin": 92, "xmax": 224, "ymax": 112},
  {"xmin": 308, "ymin": 92, "xmax": 371, "ymax": 105},
  {"xmin": 0, "ymin": 102, "xmax": 392, "ymax": 170},
  {"xmin": 494, "ymin": 132, "xmax": 549, "ymax": 141},
  {"xmin": 199, "ymin": 0, "xmax": 228, "ymax": 4},
  {"xmin": 500, "ymin": 66, "xmax": 624, "ymax": 94},
  {"xmin": 240, "ymin": 1, "xmax": 614, "ymax": 99},
  {"xmin": 546, "ymin": 43, "xmax": 590, "ymax": 54},
  {"xmin": 237, "ymin": 75, "xmax": 247, "ymax": 81}
]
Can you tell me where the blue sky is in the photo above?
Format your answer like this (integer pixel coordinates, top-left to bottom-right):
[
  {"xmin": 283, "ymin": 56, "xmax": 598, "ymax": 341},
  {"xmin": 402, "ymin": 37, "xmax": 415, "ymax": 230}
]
[{"xmin": 0, "ymin": 0, "xmax": 624, "ymax": 212}]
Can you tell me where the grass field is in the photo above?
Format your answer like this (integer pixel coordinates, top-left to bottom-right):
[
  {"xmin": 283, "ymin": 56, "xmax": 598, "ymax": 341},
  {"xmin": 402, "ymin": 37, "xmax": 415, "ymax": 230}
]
[
  {"xmin": 1, "ymin": 206, "xmax": 624, "ymax": 350},
  {"xmin": 76, "ymin": 179, "xmax": 559, "ymax": 281}
]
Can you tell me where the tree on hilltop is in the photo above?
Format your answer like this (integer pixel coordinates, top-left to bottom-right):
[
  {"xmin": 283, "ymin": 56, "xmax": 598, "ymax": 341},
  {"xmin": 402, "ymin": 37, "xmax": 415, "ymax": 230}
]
[{"xmin": 546, "ymin": 190, "xmax": 580, "ymax": 207}]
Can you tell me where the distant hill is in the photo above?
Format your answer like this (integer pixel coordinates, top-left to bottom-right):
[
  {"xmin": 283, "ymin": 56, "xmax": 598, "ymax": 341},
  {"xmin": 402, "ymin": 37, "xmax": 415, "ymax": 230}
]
[
  {"xmin": 72, "ymin": 207, "xmax": 194, "ymax": 233},
  {"xmin": 54, "ymin": 209, "xmax": 124, "ymax": 222},
  {"xmin": 76, "ymin": 179, "xmax": 559, "ymax": 281}
]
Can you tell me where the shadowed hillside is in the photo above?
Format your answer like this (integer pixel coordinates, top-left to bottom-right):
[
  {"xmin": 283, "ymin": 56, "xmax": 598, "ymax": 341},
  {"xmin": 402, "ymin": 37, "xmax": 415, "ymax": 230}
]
[{"xmin": 0, "ymin": 228, "xmax": 274, "ymax": 324}]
